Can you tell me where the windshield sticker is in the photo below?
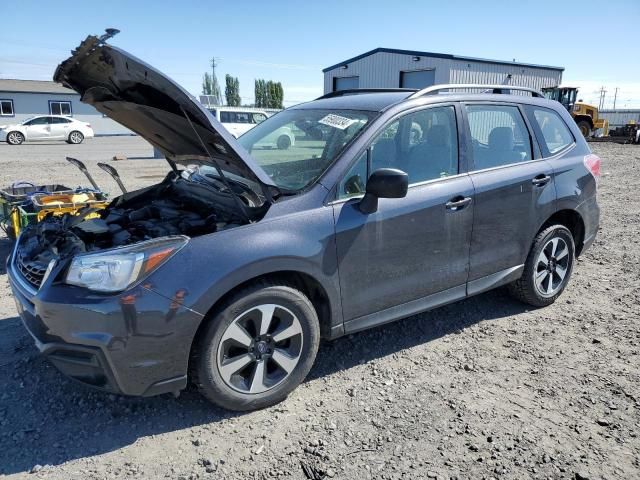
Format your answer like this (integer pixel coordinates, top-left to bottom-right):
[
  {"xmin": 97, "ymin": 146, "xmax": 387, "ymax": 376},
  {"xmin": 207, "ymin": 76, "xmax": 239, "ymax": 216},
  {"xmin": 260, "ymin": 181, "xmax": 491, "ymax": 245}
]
[{"xmin": 318, "ymin": 114, "xmax": 357, "ymax": 130}]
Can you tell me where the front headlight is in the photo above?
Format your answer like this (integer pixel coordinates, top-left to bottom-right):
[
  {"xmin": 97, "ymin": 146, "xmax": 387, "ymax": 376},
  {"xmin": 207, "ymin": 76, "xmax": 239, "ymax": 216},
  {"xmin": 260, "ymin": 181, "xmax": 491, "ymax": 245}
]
[{"xmin": 65, "ymin": 236, "xmax": 187, "ymax": 292}]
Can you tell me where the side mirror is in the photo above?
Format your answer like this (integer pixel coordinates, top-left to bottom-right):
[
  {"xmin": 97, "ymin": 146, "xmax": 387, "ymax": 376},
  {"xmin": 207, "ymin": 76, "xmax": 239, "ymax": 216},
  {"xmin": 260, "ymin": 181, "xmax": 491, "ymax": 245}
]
[{"xmin": 359, "ymin": 168, "xmax": 408, "ymax": 214}]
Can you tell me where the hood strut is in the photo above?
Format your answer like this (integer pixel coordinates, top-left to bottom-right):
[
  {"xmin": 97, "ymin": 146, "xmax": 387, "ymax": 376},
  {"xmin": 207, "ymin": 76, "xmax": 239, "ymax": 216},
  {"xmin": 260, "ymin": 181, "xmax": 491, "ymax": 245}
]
[{"xmin": 180, "ymin": 106, "xmax": 252, "ymax": 224}]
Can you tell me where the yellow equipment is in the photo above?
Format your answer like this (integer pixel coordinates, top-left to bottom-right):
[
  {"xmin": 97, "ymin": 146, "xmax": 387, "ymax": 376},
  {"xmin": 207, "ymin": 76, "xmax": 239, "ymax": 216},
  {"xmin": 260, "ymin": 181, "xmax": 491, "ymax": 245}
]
[
  {"xmin": 542, "ymin": 87, "xmax": 609, "ymax": 138},
  {"xmin": 8, "ymin": 190, "xmax": 109, "ymax": 238}
]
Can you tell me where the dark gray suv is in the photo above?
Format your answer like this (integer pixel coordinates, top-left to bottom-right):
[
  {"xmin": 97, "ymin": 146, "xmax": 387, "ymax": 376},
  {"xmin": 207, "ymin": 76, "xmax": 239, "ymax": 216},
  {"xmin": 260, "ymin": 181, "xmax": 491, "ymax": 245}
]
[{"xmin": 8, "ymin": 34, "xmax": 600, "ymax": 411}]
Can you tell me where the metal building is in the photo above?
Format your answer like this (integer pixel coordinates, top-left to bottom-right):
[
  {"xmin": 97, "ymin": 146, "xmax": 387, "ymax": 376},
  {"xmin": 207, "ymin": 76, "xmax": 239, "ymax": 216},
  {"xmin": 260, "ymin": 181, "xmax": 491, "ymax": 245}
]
[
  {"xmin": 323, "ymin": 48, "xmax": 563, "ymax": 94},
  {"xmin": 0, "ymin": 79, "xmax": 130, "ymax": 135},
  {"xmin": 599, "ymin": 109, "xmax": 640, "ymax": 128}
]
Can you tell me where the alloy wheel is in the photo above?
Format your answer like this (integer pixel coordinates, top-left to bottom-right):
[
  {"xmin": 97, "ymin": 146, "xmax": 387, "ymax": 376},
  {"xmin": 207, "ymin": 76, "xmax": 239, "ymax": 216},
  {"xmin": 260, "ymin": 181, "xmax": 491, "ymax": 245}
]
[
  {"xmin": 7, "ymin": 132, "xmax": 23, "ymax": 145},
  {"xmin": 534, "ymin": 237, "xmax": 571, "ymax": 297},
  {"xmin": 216, "ymin": 304, "xmax": 303, "ymax": 394},
  {"xmin": 69, "ymin": 132, "xmax": 83, "ymax": 144}
]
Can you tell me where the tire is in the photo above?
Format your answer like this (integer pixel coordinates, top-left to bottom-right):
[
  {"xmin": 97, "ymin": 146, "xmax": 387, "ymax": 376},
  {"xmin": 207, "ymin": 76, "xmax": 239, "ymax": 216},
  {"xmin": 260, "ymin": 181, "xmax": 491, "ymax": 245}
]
[
  {"xmin": 191, "ymin": 281, "xmax": 320, "ymax": 411},
  {"xmin": 277, "ymin": 134, "xmax": 291, "ymax": 150},
  {"xmin": 577, "ymin": 121, "xmax": 591, "ymax": 138},
  {"xmin": 508, "ymin": 225, "xmax": 575, "ymax": 307},
  {"xmin": 68, "ymin": 131, "xmax": 84, "ymax": 144},
  {"xmin": 6, "ymin": 131, "xmax": 24, "ymax": 145}
]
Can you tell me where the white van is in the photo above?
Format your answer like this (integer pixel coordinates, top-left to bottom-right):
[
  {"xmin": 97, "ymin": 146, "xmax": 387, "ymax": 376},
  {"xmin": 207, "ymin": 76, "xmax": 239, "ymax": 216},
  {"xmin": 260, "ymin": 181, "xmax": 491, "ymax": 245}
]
[{"xmin": 208, "ymin": 107, "xmax": 268, "ymax": 138}]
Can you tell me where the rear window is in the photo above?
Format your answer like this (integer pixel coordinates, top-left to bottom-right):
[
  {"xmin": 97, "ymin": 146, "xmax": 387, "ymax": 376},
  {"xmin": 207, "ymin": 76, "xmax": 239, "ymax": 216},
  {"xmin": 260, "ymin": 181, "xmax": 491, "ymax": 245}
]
[
  {"xmin": 466, "ymin": 105, "xmax": 532, "ymax": 170},
  {"xmin": 530, "ymin": 107, "xmax": 575, "ymax": 155}
]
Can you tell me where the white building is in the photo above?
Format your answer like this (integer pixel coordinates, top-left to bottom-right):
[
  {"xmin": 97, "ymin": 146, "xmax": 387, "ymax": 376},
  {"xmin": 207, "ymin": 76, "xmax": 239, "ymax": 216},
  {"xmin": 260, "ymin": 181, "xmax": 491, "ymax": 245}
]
[
  {"xmin": 0, "ymin": 79, "xmax": 130, "ymax": 135},
  {"xmin": 323, "ymin": 48, "xmax": 563, "ymax": 94}
]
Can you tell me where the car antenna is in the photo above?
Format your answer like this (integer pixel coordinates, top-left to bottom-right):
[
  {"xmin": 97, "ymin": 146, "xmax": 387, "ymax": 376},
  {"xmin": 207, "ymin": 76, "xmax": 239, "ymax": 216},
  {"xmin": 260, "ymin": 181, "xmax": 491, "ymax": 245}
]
[{"xmin": 179, "ymin": 106, "xmax": 251, "ymax": 224}]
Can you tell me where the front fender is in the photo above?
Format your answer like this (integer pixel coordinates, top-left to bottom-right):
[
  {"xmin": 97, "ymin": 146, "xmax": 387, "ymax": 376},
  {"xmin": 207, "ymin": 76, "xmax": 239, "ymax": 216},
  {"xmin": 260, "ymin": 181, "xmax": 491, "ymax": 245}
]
[{"xmin": 143, "ymin": 205, "xmax": 342, "ymax": 337}]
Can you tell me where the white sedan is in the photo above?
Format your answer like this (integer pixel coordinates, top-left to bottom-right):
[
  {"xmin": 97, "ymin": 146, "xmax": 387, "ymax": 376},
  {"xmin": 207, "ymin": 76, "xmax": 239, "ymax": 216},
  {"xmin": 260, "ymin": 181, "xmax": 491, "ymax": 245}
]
[
  {"xmin": 251, "ymin": 126, "xmax": 296, "ymax": 150},
  {"xmin": 0, "ymin": 115, "xmax": 94, "ymax": 145}
]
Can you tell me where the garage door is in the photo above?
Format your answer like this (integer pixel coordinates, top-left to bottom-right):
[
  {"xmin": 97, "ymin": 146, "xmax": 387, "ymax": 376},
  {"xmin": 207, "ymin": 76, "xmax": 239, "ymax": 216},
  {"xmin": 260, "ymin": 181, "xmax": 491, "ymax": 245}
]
[
  {"xmin": 400, "ymin": 70, "xmax": 435, "ymax": 89},
  {"xmin": 333, "ymin": 76, "xmax": 359, "ymax": 91}
]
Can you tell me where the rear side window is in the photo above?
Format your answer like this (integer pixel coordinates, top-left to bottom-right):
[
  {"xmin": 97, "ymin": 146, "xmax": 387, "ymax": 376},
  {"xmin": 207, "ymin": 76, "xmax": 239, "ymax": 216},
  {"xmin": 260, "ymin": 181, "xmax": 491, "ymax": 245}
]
[
  {"xmin": 51, "ymin": 117, "xmax": 71, "ymax": 124},
  {"xmin": 530, "ymin": 107, "xmax": 575, "ymax": 155},
  {"xmin": 466, "ymin": 105, "xmax": 532, "ymax": 170}
]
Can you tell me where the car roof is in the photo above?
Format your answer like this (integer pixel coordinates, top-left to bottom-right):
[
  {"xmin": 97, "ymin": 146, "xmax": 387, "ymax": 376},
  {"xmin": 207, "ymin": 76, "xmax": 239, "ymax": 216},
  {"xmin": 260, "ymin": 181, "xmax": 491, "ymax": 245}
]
[
  {"xmin": 292, "ymin": 92, "xmax": 414, "ymax": 112},
  {"xmin": 292, "ymin": 89, "xmax": 559, "ymax": 113}
]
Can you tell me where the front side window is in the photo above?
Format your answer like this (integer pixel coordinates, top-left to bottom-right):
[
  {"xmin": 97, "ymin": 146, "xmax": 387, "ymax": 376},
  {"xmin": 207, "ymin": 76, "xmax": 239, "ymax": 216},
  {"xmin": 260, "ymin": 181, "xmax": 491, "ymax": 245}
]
[
  {"xmin": 220, "ymin": 111, "xmax": 233, "ymax": 123},
  {"xmin": 337, "ymin": 106, "xmax": 458, "ymax": 199},
  {"xmin": 24, "ymin": 117, "xmax": 49, "ymax": 126},
  {"xmin": 49, "ymin": 101, "xmax": 72, "ymax": 116},
  {"xmin": 239, "ymin": 109, "xmax": 375, "ymax": 191},
  {"xmin": 530, "ymin": 107, "xmax": 575, "ymax": 155},
  {"xmin": 0, "ymin": 100, "xmax": 14, "ymax": 116},
  {"xmin": 252, "ymin": 113, "xmax": 267, "ymax": 124},
  {"xmin": 466, "ymin": 104, "xmax": 532, "ymax": 170}
]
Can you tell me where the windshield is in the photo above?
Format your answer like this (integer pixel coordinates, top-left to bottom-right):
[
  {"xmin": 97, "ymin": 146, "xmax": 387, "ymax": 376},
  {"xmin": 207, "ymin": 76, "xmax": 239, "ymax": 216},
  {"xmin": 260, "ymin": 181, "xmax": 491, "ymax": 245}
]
[{"xmin": 238, "ymin": 109, "xmax": 375, "ymax": 191}]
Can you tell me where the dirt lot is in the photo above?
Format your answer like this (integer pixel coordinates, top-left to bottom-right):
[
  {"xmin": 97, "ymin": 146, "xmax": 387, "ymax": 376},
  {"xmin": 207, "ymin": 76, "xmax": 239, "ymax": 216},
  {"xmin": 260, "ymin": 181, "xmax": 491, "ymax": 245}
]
[{"xmin": 0, "ymin": 138, "xmax": 638, "ymax": 480}]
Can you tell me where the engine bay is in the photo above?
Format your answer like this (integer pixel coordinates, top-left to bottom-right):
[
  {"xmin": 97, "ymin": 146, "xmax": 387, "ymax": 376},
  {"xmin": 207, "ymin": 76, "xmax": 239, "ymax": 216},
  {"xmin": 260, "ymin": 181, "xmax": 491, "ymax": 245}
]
[{"xmin": 16, "ymin": 169, "xmax": 268, "ymax": 272}]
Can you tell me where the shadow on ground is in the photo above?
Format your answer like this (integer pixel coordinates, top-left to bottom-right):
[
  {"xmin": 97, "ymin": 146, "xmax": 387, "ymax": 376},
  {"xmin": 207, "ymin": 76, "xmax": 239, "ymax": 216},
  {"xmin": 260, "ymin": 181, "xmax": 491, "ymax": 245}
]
[{"xmin": 0, "ymin": 283, "xmax": 528, "ymax": 474}]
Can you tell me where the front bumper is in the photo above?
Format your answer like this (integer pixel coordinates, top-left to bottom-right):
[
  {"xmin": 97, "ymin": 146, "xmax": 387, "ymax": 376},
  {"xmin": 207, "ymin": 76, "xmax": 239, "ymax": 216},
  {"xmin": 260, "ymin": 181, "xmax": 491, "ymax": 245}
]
[{"xmin": 8, "ymin": 251, "xmax": 204, "ymax": 397}]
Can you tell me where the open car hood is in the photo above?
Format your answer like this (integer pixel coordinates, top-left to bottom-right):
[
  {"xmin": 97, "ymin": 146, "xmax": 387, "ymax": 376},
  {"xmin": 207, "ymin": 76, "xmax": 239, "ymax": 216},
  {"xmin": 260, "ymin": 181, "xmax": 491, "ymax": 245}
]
[{"xmin": 54, "ymin": 32, "xmax": 278, "ymax": 197}]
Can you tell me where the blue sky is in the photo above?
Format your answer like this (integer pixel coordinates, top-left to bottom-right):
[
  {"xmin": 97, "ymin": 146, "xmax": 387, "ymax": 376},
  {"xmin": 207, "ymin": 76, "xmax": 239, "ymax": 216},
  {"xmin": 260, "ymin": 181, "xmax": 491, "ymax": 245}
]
[{"xmin": 2, "ymin": 0, "xmax": 639, "ymax": 108}]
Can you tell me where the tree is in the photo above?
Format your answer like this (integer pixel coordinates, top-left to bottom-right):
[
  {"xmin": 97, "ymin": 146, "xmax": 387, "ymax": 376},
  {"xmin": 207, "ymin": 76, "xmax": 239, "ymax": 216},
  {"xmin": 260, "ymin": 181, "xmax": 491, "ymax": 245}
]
[
  {"xmin": 202, "ymin": 72, "xmax": 214, "ymax": 95},
  {"xmin": 254, "ymin": 78, "xmax": 284, "ymax": 108},
  {"xmin": 225, "ymin": 74, "xmax": 241, "ymax": 106}
]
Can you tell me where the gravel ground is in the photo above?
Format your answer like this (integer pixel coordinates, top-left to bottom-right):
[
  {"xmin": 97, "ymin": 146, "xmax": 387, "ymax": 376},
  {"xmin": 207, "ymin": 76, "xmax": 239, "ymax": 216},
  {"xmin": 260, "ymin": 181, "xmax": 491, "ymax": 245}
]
[{"xmin": 0, "ymin": 138, "xmax": 638, "ymax": 480}]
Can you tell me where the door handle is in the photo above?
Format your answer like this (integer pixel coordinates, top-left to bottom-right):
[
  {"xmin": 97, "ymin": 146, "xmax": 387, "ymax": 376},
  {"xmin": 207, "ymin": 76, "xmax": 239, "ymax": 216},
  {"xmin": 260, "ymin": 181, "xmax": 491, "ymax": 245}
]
[
  {"xmin": 445, "ymin": 196, "xmax": 472, "ymax": 211},
  {"xmin": 532, "ymin": 174, "xmax": 551, "ymax": 186}
]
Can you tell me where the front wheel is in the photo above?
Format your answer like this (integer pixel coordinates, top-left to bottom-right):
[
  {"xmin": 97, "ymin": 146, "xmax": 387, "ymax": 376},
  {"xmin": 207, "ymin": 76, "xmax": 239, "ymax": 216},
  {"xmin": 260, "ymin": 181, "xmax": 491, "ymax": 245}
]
[
  {"xmin": 67, "ymin": 131, "xmax": 84, "ymax": 144},
  {"xmin": 577, "ymin": 121, "xmax": 591, "ymax": 138},
  {"xmin": 191, "ymin": 282, "xmax": 320, "ymax": 411},
  {"xmin": 277, "ymin": 134, "xmax": 291, "ymax": 150},
  {"xmin": 508, "ymin": 225, "xmax": 575, "ymax": 307},
  {"xmin": 6, "ymin": 131, "xmax": 24, "ymax": 145}
]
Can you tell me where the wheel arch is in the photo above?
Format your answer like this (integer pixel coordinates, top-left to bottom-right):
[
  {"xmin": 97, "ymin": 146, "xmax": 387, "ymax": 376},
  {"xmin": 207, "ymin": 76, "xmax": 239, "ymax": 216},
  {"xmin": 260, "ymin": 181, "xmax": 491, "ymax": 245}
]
[
  {"xmin": 538, "ymin": 209, "xmax": 586, "ymax": 256},
  {"xmin": 188, "ymin": 269, "xmax": 335, "ymax": 366}
]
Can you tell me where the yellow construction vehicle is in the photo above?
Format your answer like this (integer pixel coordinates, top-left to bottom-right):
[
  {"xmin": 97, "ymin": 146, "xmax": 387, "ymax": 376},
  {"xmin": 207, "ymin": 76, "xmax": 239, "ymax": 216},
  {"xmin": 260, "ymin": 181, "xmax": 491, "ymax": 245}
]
[{"xmin": 542, "ymin": 86, "xmax": 609, "ymax": 138}]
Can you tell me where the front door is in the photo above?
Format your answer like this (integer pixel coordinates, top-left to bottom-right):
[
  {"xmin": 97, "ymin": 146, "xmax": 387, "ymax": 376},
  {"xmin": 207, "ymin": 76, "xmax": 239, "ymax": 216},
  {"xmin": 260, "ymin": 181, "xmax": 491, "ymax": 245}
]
[
  {"xmin": 23, "ymin": 116, "xmax": 51, "ymax": 140},
  {"xmin": 332, "ymin": 104, "xmax": 474, "ymax": 326},
  {"xmin": 463, "ymin": 103, "xmax": 556, "ymax": 283}
]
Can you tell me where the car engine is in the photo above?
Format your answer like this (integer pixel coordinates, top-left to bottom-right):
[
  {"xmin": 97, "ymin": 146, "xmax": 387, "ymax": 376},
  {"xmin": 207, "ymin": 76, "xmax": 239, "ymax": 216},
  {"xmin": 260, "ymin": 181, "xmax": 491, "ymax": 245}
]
[{"xmin": 15, "ymin": 170, "xmax": 268, "ymax": 275}]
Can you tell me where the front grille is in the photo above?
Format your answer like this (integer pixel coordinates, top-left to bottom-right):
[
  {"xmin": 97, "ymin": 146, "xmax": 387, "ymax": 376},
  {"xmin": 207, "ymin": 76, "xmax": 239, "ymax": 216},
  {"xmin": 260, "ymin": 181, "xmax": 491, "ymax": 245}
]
[{"xmin": 15, "ymin": 249, "xmax": 47, "ymax": 290}]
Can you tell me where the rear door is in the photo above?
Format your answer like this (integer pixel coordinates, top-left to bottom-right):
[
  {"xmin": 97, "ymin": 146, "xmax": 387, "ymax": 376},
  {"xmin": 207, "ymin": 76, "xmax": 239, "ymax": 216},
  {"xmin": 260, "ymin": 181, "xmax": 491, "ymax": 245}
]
[
  {"xmin": 462, "ymin": 103, "xmax": 556, "ymax": 289},
  {"xmin": 49, "ymin": 117, "xmax": 71, "ymax": 139},
  {"xmin": 23, "ymin": 117, "xmax": 51, "ymax": 140},
  {"xmin": 332, "ymin": 104, "xmax": 474, "ymax": 326}
]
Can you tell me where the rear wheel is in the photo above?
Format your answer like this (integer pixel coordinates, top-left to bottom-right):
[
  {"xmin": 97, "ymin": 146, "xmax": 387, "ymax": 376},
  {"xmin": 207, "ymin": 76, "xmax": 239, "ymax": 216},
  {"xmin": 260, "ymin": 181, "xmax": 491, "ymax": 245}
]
[
  {"xmin": 577, "ymin": 120, "xmax": 591, "ymax": 138},
  {"xmin": 191, "ymin": 282, "xmax": 320, "ymax": 411},
  {"xmin": 6, "ymin": 131, "xmax": 24, "ymax": 145},
  {"xmin": 508, "ymin": 225, "xmax": 575, "ymax": 307},
  {"xmin": 277, "ymin": 134, "xmax": 291, "ymax": 150},
  {"xmin": 68, "ymin": 131, "xmax": 84, "ymax": 144}
]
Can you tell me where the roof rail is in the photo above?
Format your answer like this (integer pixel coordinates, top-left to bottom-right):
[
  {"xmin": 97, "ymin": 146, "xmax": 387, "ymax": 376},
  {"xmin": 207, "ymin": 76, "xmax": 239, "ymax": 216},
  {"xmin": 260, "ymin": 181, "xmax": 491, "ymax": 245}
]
[
  {"xmin": 317, "ymin": 88, "xmax": 417, "ymax": 100},
  {"xmin": 408, "ymin": 84, "xmax": 544, "ymax": 99}
]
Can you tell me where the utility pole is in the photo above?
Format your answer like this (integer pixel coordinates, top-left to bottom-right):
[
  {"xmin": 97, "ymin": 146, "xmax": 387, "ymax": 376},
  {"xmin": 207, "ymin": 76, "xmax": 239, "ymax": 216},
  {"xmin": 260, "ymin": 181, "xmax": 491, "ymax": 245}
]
[
  {"xmin": 597, "ymin": 86, "xmax": 607, "ymax": 110},
  {"xmin": 612, "ymin": 87, "xmax": 618, "ymax": 110},
  {"xmin": 210, "ymin": 57, "xmax": 222, "ymax": 106}
]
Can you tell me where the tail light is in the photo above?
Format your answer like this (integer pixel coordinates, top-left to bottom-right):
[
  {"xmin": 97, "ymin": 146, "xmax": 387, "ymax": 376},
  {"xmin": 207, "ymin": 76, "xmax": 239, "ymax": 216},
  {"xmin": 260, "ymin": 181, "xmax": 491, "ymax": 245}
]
[{"xmin": 584, "ymin": 154, "xmax": 601, "ymax": 185}]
